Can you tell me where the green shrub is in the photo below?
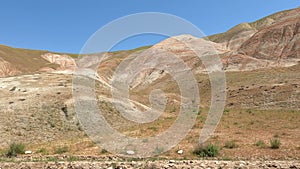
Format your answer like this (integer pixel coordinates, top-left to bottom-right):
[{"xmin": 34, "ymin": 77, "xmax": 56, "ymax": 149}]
[
  {"xmin": 193, "ymin": 143, "xmax": 219, "ymax": 157},
  {"xmin": 224, "ymin": 140, "xmax": 238, "ymax": 149},
  {"xmin": 197, "ymin": 109, "xmax": 202, "ymax": 115},
  {"xmin": 255, "ymin": 140, "xmax": 266, "ymax": 148},
  {"xmin": 246, "ymin": 109, "xmax": 252, "ymax": 114},
  {"xmin": 101, "ymin": 149, "xmax": 108, "ymax": 154},
  {"xmin": 37, "ymin": 148, "xmax": 48, "ymax": 155},
  {"xmin": 54, "ymin": 146, "xmax": 69, "ymax": 154},
  {"xmin": 270, "ymin": 138, "xmax": 280, "ymax": 149},
  {"xmin": 6, "ymin": 143, "xmax": 25, "ymax": 157}
]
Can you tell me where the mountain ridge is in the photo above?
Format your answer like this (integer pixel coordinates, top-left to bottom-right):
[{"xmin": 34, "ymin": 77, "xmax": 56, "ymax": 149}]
[{"xmin": 0, "ymin": 7, "xmax": 299, "ymax": 77}]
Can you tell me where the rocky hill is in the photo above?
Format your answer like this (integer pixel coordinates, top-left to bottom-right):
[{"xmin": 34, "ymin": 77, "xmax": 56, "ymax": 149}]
[
  {"xmin": 0, "ymin": 7, "xmax": 299, "ymax": 162},
  {"xmin": 0, "ymin": 7, "xmax": 299, "ymax": 78},
  {"xmin": 0, "ymin": 45, "xmax": 76, "ymax": 77}
]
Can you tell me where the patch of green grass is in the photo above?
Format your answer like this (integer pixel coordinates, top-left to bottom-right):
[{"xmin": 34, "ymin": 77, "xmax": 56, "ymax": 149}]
[
  {"xmin": 255, "ymin": 140, "xmax": 266, "ymax": 148},
  {"xmin": 67, "ymin": 156, "xmax": 80, "ymax": 161},
  {"xmin": 148, "ymin": 126, "xmax": 158, "ymax": 131},
  {"xmin": 54, "ymin": 146, "xmax": 69, "ymax": 154},
  {"xmin": 45, "ymin": 156, "xmax": 59, "ymax": 162},
  {"xmin": 223, "ymin": 109, "xmax": 229, "ymax": 114},
  {"xmin": 193, "ymin": 143, "xmax": 219, "ymax": 157},
  {"xmin": 270, "ymin": 138, "xmax": 280, "ymax": 149},
  {"xmin": 37, "ymin": 148, "xmax": 48, "ymax": 155},
  {"xmin": 6, "ymin": 143, "xmax": 25, "ymax": 157}
]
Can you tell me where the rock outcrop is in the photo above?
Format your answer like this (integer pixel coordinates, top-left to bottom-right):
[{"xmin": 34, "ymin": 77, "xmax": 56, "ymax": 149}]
[
  {"xmin": 239, "ymin": 8, "xmax": 300, "ymax": 63},
  {"xmin": 0, "ymin": 44, "xmax": 77, "ymax": 77},
  {"xmin": 0, "ymin": 59, "xmax": 20, "ymax": 77},
  {"xmin": 41, "ymin": 53, "xmax": 76, "ymax": 72}
]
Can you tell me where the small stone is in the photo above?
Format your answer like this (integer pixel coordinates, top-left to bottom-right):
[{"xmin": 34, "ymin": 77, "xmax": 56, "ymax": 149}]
[
  {"xmin": 25, "ymin": 150, "xmax": 32, "ymax": 154},
  {"xmin": 177, "ymin": 149, "xmax": 183, "ymax": 154},
  {"xmin": 126, "ymin": 150, "xmax": 135, "ymax": 155},
  {"xmin": 9, "ymin": 87, "xmax": 16, "ymax": 91},
  {"xmin": 169, "ymin": 160, "xmax": 175, "ymax": 163}
]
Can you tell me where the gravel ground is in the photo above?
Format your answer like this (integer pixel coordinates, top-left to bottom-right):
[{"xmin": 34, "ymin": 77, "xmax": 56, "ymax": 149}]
[{"xmin": 0, "ymin": 160, "xmax": 299, "ymax": 169}]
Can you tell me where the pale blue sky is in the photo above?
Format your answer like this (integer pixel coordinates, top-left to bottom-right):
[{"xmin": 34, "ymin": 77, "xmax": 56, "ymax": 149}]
[{"xmin": 0, "ymin": 0, "xmax": 299, "ymax": 53}]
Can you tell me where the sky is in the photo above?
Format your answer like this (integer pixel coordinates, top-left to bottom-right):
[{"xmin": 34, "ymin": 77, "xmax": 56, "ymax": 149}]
[{"xmin": 0, "ymin": 0, "xmax": 299, "ymax": 53}]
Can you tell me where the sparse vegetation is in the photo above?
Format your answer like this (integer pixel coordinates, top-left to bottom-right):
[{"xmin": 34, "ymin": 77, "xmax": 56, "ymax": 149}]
[
  {"xmin": 246, "ymin": 109, "xmax": 252, "ymax": 114},
  {"xmin": 76, "ymin": 122, "xmax": 83, "ymax": 131},
  {"xmin": 6, "ymin": 143, "xmax": 25, "ymax": 157},
  {"xmin": 54, "ymin": 146, "xmax": 69, "ymax": 154},
  {"xmin": 37, "ymin": 148, "xmax": 48, "ymax": 155},
  {"xmin": 270, "ymin": 138, "xmax": 281, "ymax": 149},
  {"xmin": 101, "ymin": 149, "xmax": 108, "ymax": 154},
  {"xmin": 154, "ymin": 146, "xmax": 164, "ymax": 155},
  {"xmin": 148, "ymin": 126, "xmax": 158, "ymax": 131},
  {"xmin": 111, "ymin": 163, "xmax": 117, "ymax": 168},
  {"xmin": 171, "ymin": 107, "xmax": 176, "ymax": 113},
  {"xmin": 193, "ymin": 143, "xmax": 219, "ymax": 157},
  {"xmin": 0, "ymin": 11, "xmax": 299, "ymax": 161},
  {"xmin": 224, "ymin": 140, "xmax": 238, "ymax": 149},
  {"xmin": 46, "ymin": 156, "xmax": 59, "ymax": 162},
  {"xmin": 197, "ymin": 109, "xmax": 202, "ymax": 115},
  {"xmin": 255, "ymin": 140, "xmax": 266, "ymax": 148},
  {"xmin": 67, "ymin": 156, "xmax": 80, "ymax": 161}
]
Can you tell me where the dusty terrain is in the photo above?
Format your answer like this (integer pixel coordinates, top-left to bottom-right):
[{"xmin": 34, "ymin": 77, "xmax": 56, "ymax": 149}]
[
  {"xmin": 0, "ymin": 6, "xmax": 299, "ymax": 169},
  {"xmin": 0, "ymin": 64, "xmax": 299, "ymax": 159},
  {"xmin": 0, "ymin": 159, "xmax": 299, "ymax": 169}
]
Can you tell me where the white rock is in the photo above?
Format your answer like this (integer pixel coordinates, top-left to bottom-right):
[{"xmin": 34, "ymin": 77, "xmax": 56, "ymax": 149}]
[
  {"xmin": 169, "ymin": 160, "xmax": 175, "ymax": 163},
  {"xmin": 177, "ymin": 149, "xmax": 183, "ymax": 154},
  {"xmin": 25, "ymin": 150, "xmax": 32, "ymax": 154},
  {"xmin": 126, "ymin": 150, "xmax": 135, "ymax": 155}
]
